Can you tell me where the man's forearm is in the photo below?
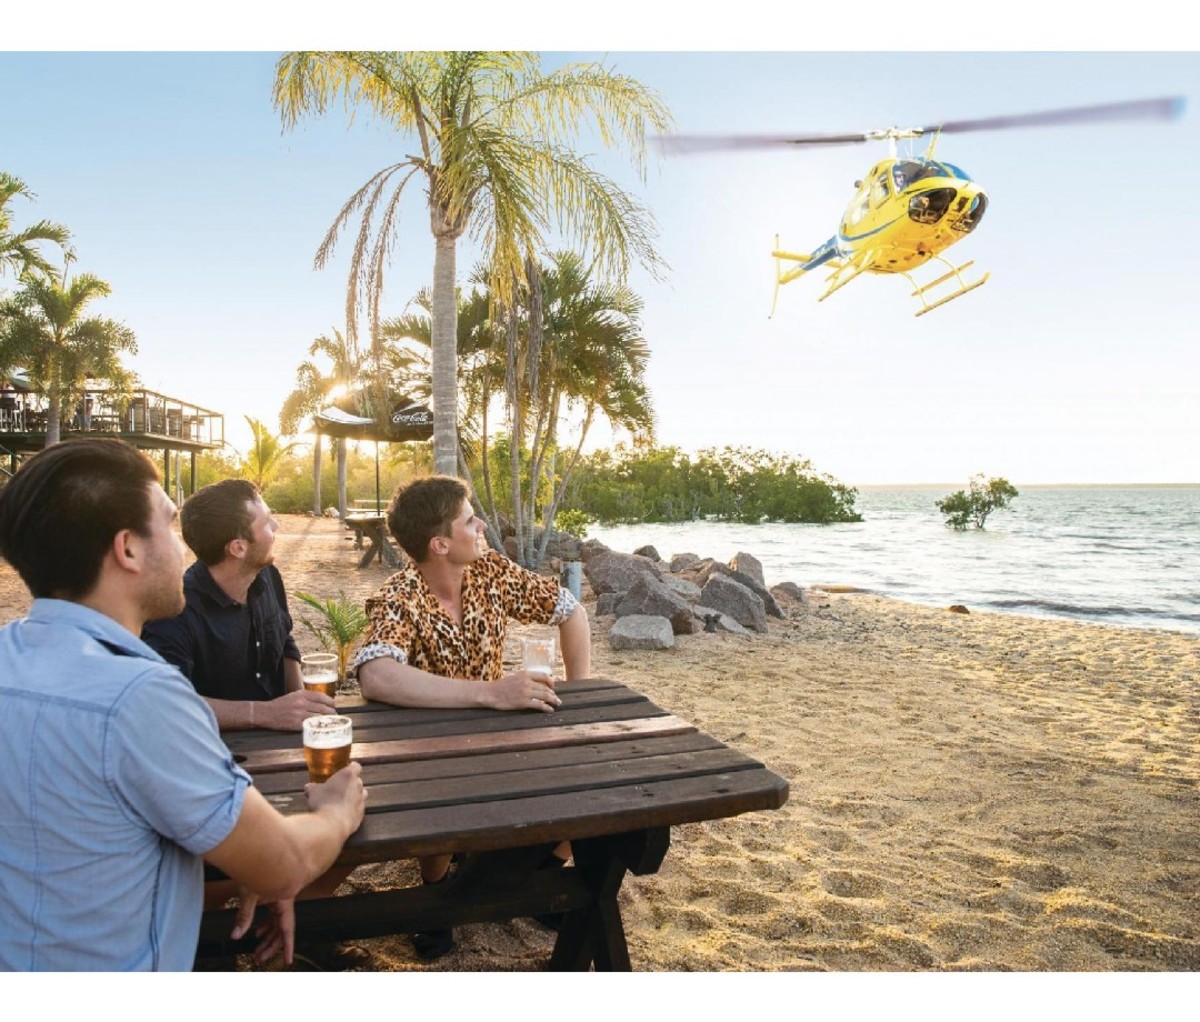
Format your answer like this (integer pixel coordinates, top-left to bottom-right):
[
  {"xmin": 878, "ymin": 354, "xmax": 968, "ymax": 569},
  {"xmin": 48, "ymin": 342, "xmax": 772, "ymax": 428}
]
[
  {"xmin": 358, "ymin": 658, "xmax": 492, "ymax": 708},
  {"xmin": 558, "ymin": 605, "xmax": 592, "ymax": 680},
  {"xmin": 284, "ymin": 656, "xmax": 303, "ymax": 692},
  {"xmin": 205, "ymin": 697, "xmax": 257, "ymax": 730}
]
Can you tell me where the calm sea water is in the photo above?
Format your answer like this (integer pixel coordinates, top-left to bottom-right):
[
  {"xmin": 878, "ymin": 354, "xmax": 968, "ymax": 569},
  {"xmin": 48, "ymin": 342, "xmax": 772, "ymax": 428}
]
[{"xmin": 588, "ymin": 486, "xmax": 1200, "ymax": 635}]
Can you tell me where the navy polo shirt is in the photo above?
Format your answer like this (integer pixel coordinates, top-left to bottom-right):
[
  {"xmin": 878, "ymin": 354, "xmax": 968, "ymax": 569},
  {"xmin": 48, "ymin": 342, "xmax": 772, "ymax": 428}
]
[{"xmin": 142, "ymin": 561, "xmax": 301, "ymax": 702}]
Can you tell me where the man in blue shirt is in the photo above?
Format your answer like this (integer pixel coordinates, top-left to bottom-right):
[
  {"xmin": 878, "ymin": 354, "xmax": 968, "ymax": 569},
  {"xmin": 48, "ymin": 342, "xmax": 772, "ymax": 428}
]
[
  {"xmin": 143, "ymin": 478, "xmax": 333, "ymax": 731},
  {"xmin": 0, "ymin": 439, "xmax": 367, "ymax": 970}
]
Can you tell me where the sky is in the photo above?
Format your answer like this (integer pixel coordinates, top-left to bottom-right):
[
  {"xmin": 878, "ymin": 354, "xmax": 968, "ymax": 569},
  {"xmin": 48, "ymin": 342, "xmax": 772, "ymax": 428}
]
[{"xmin": 2, "ymin": 10, "xmax": 1198, "ymax": 489}]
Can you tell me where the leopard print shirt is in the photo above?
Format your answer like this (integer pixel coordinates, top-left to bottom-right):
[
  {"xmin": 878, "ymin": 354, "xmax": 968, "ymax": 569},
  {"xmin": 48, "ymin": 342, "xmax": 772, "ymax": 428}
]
[{"xmin": 352, "ymin": 551, "xmax": 578, "ymax": 682}]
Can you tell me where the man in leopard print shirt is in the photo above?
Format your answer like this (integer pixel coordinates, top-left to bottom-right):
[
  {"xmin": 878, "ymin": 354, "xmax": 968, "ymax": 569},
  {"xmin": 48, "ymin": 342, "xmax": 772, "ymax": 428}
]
[{"xmin": 353, "ymin": 475, "xmax": 591, "ymax": 958}]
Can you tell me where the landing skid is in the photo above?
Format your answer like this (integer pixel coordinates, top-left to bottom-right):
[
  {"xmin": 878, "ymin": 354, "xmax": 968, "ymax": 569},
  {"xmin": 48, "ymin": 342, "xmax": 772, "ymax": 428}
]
[{"xmin": 902, "ymin": 256, "xmax": 990, "ymax": 316}]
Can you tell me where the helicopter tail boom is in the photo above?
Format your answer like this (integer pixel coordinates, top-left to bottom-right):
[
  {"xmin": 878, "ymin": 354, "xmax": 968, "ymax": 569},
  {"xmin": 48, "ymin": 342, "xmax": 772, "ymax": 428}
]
[{"xmin": 771, "ymin": 236, "xmax": 843, "ymax": 316}]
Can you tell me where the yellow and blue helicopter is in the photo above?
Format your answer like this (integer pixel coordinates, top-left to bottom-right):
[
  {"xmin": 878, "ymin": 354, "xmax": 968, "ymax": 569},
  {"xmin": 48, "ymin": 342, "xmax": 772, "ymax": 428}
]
[{"xmin": 659, "ymin": 97, "xmax": 1185, "ymax": 317}]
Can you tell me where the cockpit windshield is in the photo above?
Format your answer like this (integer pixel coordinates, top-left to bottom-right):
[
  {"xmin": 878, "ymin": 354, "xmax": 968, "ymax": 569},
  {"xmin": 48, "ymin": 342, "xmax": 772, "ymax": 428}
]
[{"xmin": 892, "ymin": 159, "xmax": 970, "ymax": 190}]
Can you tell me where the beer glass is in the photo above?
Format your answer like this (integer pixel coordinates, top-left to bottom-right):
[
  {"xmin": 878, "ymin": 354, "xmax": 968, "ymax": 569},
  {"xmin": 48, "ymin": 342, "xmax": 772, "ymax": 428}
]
[
  {"xmin": 521, "ymin": 636, "xmax": 555, "ymax": 678},
  {"xmin": 302, "ymin": 714, "xmax": 353, "ymax": 784},
  {"xmin": 300, "ymin": 652, "xmax": 339, "ymax": 698}
]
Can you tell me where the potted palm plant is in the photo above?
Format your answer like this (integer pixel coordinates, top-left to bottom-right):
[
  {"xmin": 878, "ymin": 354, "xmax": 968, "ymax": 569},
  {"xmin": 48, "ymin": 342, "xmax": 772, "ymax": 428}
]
[{"xmin": 293, "ymin": 591, "xmax": 369, "ymax": 687}]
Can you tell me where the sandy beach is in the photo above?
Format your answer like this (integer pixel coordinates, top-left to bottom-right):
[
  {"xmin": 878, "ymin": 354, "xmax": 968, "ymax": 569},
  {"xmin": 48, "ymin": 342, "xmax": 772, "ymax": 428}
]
[{"xmin": 3, "ymin": 513, "xmax": 1196, "ymax": 972}]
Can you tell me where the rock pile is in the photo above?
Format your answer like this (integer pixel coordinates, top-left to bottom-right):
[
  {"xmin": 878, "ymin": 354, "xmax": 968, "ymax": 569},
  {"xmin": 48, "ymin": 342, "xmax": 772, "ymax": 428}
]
[{"xmin": 581, "ymin": 539, "xmax": 817, "ymax": 650}]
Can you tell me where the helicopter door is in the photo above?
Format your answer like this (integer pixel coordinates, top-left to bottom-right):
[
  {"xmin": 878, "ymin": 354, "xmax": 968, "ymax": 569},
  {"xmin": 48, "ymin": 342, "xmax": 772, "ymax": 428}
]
[{"xmin": 870, "ymin": 174, "xmax": 890, "ymax": 207}]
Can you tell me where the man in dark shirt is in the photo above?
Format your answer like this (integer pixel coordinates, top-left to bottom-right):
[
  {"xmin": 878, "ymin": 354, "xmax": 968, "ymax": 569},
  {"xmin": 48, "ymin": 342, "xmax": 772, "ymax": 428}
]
[{"xmin": 143, "ymin": 479, "xmax": 333, "ymax": 731}]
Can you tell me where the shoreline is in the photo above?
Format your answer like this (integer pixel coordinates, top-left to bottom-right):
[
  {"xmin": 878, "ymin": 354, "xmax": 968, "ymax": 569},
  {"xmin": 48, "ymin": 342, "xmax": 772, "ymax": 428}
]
[{"xmin": 2, "ymin": 514, "xmax": 1196, "ymax": 972}]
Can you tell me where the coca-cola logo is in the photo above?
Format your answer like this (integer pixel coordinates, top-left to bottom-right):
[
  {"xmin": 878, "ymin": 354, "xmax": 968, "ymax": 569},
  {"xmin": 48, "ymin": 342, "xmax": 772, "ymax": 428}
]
[{"xmin": 391, "ymin": 408, "xmax": 432, "ymax": 426}]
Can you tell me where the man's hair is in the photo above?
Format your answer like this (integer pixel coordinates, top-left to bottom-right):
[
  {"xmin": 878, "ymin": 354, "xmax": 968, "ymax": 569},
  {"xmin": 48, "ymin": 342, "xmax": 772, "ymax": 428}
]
[
  {"xmin": 0, "ymin": 438, "xmax": 160, "ymax": 599},
  {"xmin": 181, "ymin": 478, "xmax": 261, "ymax": 565},
  {"xmin": 388, "ymin": 475, "xmax": 470, "ymax": 562}
]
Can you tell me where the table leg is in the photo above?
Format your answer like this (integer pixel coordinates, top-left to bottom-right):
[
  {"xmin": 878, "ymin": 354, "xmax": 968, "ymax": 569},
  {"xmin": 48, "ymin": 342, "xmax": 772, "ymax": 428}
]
[{"xmin": 549, "ymin": 828, "xmax": 670, "ymax": 972}]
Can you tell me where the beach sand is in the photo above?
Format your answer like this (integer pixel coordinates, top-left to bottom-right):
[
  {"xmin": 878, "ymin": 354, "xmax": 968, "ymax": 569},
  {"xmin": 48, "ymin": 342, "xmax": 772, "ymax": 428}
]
[{"xmin": 3, "ymin": 513, "xmax": 1196, "ymax": 972}]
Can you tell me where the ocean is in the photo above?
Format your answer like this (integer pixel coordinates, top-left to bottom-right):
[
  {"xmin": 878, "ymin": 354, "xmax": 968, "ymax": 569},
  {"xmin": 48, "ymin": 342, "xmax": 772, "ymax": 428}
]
[{"xmin": 587, "ymin": 485, "xmax": 1200, "ymax": 636}]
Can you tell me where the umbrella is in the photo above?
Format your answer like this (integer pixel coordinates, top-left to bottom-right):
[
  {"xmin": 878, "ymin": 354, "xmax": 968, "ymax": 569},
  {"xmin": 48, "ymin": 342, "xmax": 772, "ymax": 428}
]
[{"xmin": 312, "ymin": 400, "xmax": 434, "ymax": 512}]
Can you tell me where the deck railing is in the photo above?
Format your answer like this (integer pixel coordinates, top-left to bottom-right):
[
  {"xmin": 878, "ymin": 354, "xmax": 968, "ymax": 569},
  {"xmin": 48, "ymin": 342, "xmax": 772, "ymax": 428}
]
[{"xmin": 0, "ymin": 387, "xmax": 224, "ymax": 447}]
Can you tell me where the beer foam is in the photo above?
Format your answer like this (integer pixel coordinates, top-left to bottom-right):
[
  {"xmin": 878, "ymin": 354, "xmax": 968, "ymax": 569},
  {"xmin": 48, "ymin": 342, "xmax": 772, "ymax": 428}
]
[{"xmin": 303, "ymin": 717, "xmax": 352, "ymax": 748}]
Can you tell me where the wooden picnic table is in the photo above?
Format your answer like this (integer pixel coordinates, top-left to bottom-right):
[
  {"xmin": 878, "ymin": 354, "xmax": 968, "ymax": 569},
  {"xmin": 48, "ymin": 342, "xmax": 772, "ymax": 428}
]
[
  {"xmin": 343, "ymin": 511, "xmax": 402, "ymax": 569},
  {"xmin": 196, "ymin": 677, "xmax": 789, "ymax": 971}
]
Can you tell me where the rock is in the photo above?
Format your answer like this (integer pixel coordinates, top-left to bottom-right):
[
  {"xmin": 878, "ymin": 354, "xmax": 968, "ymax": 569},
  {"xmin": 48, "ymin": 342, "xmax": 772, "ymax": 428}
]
[
  {"xmin": 771, "ymin": 581, "xmax": 806, "ymax": 604},
  {"xmin": 579, "ymin": 538, "xmax": 611, "ymax": 563},
  {"xmin": 669, "ymin": 552, "xmax": 701, "ymax": 572},
  {"xmin": 729, "ymin": 551, "xmax": 765, "ymax": 588},
  {"xmin": 536, "ymin": 529, "xmax": 582, "ymax": 562},
  {"xmin": 583, "ymin": 550, "xmax": 664, "ymax": 595},
  {"xmin": 616, "ymin": 576, "xmax": 698, "ymax": 635},
  {"xmin": 596, "ymin": 592, "xmax": 625, "ymax": 616},
  {"xmin": 699, "ymin": 574, "xmax": 768, "ymax": 633},
  {"xmin": 609, "ymin": 614, "xmax": 675, "ymax": 650},
  {"xmin": 704, "ymin": 562, "xmax": 783, "ymax": 619},
  {"xmin": 632, "ymin": 544, "xmax": 662, "ymax": 562},
  {"xmin": 948, "ymin": 604, "xmax": 970, "ymax": 614},
  {"xmin": 661, "ymin": 575, "xmax": 702, "ymax": 603},
  {"xmin": 693, "ymin": 604, "xmax": 751, "ymax": 636}
]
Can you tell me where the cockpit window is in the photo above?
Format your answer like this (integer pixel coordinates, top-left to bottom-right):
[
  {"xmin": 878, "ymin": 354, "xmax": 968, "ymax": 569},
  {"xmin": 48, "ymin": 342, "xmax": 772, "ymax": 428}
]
[{"xmin": 892, "ymin": 160, "xmax": 951, "ymax": 191}]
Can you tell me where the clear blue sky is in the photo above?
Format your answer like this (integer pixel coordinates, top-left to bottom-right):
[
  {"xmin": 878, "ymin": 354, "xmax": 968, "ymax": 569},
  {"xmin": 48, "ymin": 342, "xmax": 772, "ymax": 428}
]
[{"xmin": 3, "ymin": 15, "xmax": 1198, "ymax": 485}]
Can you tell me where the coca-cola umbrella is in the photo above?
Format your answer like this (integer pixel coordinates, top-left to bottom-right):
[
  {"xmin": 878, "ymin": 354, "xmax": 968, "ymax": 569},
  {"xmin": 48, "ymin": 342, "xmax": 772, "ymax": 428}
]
[{"xmin": 312, "ymin": 399, "xmax": 434, "ymax": 512}]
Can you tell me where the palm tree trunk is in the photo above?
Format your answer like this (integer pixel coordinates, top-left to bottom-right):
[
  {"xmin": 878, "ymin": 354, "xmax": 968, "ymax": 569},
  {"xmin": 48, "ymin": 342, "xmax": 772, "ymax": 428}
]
[
  {"xmin": 44, "ymin": 390, "xmax": 62, "ymax": 447},
  {"xmin": 337, "ymin": 438, "xmax": 347, "ymax": 518},
  {"xmin": 312, "ymin": 437, "xmax": 323, "ymax": 515},
  {"xmin": 431, "ymin": 233, "xmax": 458, "ymax": 476}
]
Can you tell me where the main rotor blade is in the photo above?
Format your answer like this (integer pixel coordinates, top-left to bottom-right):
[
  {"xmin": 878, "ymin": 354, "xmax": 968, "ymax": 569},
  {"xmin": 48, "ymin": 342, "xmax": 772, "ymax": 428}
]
[
  {"xmin": 654, "ymin": 132, "xmax": 872, "ymax": 155},
  {"xmin": 656, "ymin": 96, "xmax": 1185, "ymax": 156},
  {"xmin": 934, "ymin": 96, "xmax": 1185, "ymax": 135}
]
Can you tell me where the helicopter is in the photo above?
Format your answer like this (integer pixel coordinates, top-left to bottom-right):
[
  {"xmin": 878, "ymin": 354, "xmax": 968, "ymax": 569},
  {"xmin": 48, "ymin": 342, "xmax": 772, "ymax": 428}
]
[{"xmin": 658, "ymin": 96, "xmax": 1185, "ymax": 317}]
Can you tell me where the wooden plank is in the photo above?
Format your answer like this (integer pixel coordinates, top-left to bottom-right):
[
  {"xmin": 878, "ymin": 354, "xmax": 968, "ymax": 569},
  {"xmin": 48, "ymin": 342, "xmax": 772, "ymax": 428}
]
[
  {"xmin": 238, "ymin": 714, "xmax": 698, "ymax": 775},
  {"xmin": 255, "ymin": 745, "xmax": 762, "ymax": 815},
  {"xmin": 250, "ymin": 731, "xmax": 728, "ymax": 795},
  {"xmin": 332, "ymin": 768, "xmax": 790, "ymax": 864},
  {"xmin": 222, "ymin": 684, "xmax": 659, "ymax": 754}
]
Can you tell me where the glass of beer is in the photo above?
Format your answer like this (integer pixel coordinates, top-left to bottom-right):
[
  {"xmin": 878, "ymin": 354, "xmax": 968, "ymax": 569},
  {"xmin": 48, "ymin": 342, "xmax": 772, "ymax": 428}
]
[
  {"xmin": 302, "ymin": 714, "xmax": 353, "ymax": 784},
  {"xmin": 300, "ymin": 652, "xmax": 339, "ymax": 698},
  {"xmin": 521, "ymin": 636, "xmax": 556, "ymax": 678}
]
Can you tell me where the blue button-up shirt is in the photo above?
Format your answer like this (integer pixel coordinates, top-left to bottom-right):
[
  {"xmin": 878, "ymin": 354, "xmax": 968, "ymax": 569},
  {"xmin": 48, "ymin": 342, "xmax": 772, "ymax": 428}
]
[{"xmin": 0, "ymin": 600, "xmax": 251, "ymax": 971}]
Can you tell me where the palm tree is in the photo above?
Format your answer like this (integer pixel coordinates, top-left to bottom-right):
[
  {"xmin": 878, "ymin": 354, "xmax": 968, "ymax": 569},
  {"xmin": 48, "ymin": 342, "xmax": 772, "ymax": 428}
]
[
  {"xmin": 280, "ymin": 328, "xmax": 366, "ymax": 515},
  {"xmin": 0, "ymin": 173, "xmax": 72, "ymax": 284},
  {"xmin": 273, "ymin": 51, "xmax": 670, "ymax": 475},
  {"xmin": 518, "ymin": 252, "xmax": 655, "ymax": 566},
  {"xmin": 0, "ymin": 271, "xmax": 136, "ymax": 446},
  {"xmin": 379, "ymin": 270, "xmax": 500, "ymax": 500},
  {"xmin": 241, "ymin": 416, "xmax": 297, "ymax": 491}
]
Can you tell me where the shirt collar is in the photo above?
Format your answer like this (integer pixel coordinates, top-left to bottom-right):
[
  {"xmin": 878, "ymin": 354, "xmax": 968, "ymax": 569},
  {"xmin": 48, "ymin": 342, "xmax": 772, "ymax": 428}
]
[
  {"xmin": 186, "ymin": 560, "xmax": 266, "ymax": 608},
  {"xmin": 28, "ymin": 598, "xmax": 168, "ymax": 663}
]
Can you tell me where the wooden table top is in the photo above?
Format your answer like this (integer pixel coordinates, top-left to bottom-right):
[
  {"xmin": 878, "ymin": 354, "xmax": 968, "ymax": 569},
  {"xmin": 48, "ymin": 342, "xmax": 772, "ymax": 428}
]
[{"xmin": 221, "ymin": 678, "xmax": 789, "ymax": 866}]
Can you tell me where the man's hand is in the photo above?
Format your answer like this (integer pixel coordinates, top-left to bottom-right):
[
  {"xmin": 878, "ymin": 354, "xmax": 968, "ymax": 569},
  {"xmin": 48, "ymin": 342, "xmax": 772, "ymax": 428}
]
[
  {"xmin": 483, "ymin": 670, "xmax": 562, "ymax": 713},
  {"xmin": 305, "ymin": 761, "xmax": 368, "ymax": 836},
  {"xmin": 231, "ymin": 890, "xmax": 296, "ymax": 966},
  {"xmin": 260, "ymin": 689, "xmax": 336, "ymax": 730}
]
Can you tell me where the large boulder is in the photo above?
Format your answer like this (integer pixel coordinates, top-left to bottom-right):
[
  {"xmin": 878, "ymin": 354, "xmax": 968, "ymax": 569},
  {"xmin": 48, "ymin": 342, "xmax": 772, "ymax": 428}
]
[
  {"xmin": 661, "ymin": 575, "xmax": 703, "ymax": 603},
  {"xmin": 616, "ymin": 576, "xmax": 698, "ymax": 635},
  {"xmin": 632, "ymin": 544, "xmax": 663, "ymax": 562},
  {"xmin": 609, "ymin": 614, "xmax": 675, "ymax": 650},
  {"xmin": 580, "ymin": 538, "xmax": 611, "ymax": 563},
  {"xmin": 669, "ymin": 552, "xmax": 702, "ymax": 573},
  {"xmin": 534, "ymin": 528, "xmax": 582, "ymax": 562},
  {"xmin": 595, "ymin": 591, "xmax": 625, "ymax": 616},
  {"xmin": 584, "ymin": 550, "xmax": 664, "ymax": 594},
  {"xmin": 705, "ymin": 562, "xmax": 783, "ymax": 619},
  {"xmin": 729, "ymin": 551, "xmax": 765, "ymax": 588},
  {"xmin": 700, "ymin": 574, "xmax": 768, "ymax": 633}
]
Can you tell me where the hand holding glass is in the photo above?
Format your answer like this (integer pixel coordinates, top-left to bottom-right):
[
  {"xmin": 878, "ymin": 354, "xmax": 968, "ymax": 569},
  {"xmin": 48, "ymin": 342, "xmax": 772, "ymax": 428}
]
[
  {"xmin": 301, "ymin": 652, "xmax": 339, "ymax": 698},
  {"xmin": 521, "ymin": 636, "xmax": 556, "ymax": 679},
  {"xmin": 302, "ymin": 714, "xmax": 353, "ymax": 784}
]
